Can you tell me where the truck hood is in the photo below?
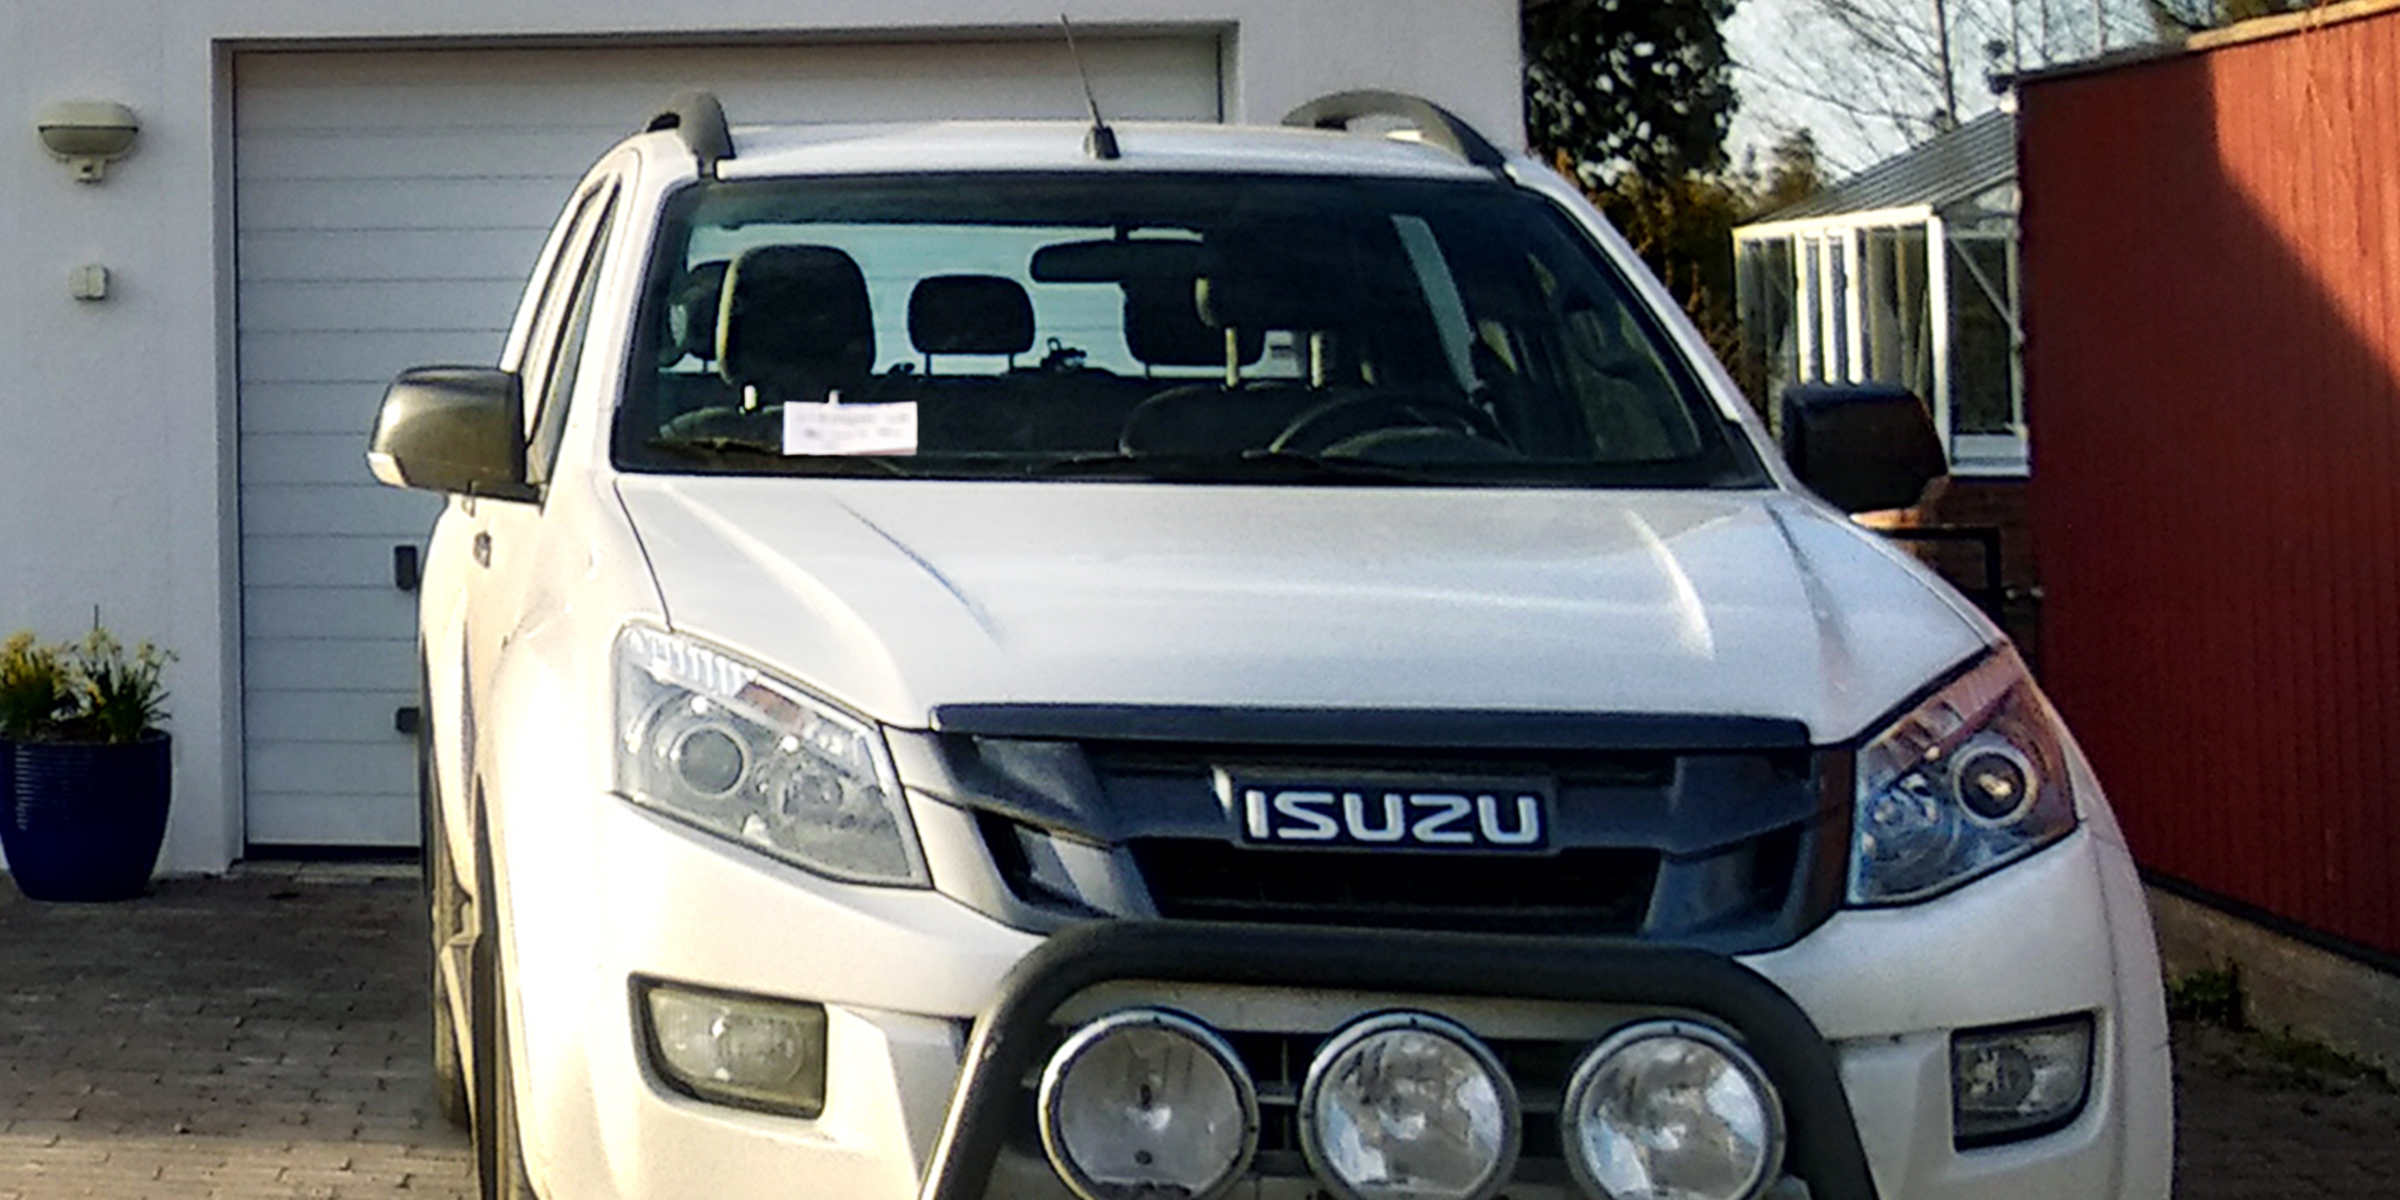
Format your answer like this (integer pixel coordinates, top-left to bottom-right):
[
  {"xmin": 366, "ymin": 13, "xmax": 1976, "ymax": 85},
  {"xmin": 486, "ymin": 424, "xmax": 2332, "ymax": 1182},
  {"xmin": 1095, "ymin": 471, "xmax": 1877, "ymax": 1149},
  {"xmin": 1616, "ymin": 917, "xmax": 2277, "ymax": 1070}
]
[{"xmin": 614, "ymin": 478, "xmax": 1988, "ymax": 744}]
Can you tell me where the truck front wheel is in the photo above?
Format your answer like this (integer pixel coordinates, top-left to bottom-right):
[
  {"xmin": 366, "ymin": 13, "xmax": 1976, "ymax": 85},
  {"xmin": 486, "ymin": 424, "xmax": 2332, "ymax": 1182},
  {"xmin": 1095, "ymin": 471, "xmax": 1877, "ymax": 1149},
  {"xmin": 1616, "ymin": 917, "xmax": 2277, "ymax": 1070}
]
[{"xmin": 471, "ymin": 806, "xmax": 537, "ymax": 1200}]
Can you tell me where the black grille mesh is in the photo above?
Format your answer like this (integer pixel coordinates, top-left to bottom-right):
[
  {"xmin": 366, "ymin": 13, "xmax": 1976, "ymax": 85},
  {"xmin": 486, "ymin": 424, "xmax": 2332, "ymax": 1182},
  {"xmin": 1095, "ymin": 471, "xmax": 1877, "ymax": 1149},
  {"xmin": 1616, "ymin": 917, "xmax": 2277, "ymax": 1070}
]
[{"xmin": 1130, "ymin": 839, "xmax": 1660, "ymax": 935}]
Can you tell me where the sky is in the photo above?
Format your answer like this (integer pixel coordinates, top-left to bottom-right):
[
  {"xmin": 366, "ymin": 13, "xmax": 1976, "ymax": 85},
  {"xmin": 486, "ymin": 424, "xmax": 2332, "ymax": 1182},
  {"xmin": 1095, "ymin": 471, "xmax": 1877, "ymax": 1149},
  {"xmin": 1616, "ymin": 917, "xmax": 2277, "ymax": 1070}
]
[
  {"xmin": 1724, "ymin": 0, "xmax": 1892, "ymax": 173},
  {"xmin": 1722, "ymin": 0, "xmax": 2165, "ymax": 176}
]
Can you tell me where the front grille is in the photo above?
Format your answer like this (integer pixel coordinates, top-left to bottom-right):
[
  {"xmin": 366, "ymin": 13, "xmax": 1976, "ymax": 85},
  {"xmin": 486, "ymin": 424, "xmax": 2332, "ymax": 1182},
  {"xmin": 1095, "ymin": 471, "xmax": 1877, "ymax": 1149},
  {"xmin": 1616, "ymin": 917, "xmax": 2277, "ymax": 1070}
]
[
  {"xmin": 1130, "ymin": 838, "xmax": 1659, "ymax": 935},
  {"xmin": 932, "ymin": 722, "xmax": 1831, "ymax": 950}
]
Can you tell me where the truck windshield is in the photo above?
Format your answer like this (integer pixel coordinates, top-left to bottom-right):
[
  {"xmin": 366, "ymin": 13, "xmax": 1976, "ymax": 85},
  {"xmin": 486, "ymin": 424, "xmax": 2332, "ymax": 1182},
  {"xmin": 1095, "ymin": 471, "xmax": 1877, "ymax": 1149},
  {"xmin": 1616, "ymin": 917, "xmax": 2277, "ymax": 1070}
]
[{"xmin": 612, "ymin": 173, "xmax": 1763, "ymax": 487}]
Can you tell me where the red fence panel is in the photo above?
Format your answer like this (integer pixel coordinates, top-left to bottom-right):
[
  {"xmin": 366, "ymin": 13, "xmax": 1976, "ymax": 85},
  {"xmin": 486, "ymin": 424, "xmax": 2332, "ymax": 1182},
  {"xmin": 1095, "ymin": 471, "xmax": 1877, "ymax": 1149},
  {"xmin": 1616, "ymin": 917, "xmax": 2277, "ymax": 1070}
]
[{"xmin": 2023, "ymin": 10, "xmax": 2400, "ymax": 959}]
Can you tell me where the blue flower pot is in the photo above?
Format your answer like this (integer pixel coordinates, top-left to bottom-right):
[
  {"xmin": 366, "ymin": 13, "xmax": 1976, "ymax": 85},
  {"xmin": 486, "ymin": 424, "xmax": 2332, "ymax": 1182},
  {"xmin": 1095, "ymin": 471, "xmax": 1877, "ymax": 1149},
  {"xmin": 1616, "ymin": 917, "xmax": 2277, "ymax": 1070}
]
[{"xmin": 0, "ymin": 734, "xmax": 171, "ymax": 902}]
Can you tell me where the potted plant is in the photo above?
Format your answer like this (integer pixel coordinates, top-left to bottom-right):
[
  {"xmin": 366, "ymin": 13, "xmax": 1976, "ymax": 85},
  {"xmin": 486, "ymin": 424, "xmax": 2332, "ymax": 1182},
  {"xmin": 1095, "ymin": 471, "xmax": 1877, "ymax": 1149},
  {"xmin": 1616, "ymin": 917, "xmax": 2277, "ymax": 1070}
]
[{"xmin": 0, "ymin": 626, "xmax": 173, "ymax": 901}]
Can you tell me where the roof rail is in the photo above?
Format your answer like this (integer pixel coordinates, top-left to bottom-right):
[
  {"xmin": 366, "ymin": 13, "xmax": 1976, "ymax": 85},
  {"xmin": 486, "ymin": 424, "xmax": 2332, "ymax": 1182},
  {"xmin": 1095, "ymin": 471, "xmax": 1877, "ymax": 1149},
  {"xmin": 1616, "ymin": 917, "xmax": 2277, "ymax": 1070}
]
[
  {"xmin": 647, "ymin": 92, "xmax": 735, "ymax": 177},
  {"xmin": 1280, "ymin": 91, "xmax": 1507, "ymax": 170}
]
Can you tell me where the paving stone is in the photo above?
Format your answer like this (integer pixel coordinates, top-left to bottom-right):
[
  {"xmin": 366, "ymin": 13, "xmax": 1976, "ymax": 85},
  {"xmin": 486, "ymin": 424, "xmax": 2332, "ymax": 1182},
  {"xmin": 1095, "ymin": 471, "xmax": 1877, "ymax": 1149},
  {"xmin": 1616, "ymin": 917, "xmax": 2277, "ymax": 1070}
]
[
  {"xmin": 2171, "ymin": 1018, "xmax": 2400, "ymax": 1198},
  {"xmin": 0, "ymin": 873, "xmax": 472, "ymax": 1200}
]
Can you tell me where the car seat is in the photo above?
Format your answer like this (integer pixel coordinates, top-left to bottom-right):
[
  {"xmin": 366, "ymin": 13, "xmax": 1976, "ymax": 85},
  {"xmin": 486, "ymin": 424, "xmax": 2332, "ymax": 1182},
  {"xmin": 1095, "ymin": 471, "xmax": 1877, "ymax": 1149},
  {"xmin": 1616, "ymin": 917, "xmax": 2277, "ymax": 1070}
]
[{"xmin": 717, "ymin": 244, "xmax": 876, "ymax": 408}]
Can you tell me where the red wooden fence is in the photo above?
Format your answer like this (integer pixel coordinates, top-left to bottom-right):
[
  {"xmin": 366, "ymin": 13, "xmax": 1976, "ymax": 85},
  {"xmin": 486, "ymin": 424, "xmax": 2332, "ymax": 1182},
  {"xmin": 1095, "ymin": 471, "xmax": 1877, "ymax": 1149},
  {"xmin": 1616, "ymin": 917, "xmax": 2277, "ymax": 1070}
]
[{"xmin": 2022, "ymin": 7, "xmax": 2400, "ymax": 959}]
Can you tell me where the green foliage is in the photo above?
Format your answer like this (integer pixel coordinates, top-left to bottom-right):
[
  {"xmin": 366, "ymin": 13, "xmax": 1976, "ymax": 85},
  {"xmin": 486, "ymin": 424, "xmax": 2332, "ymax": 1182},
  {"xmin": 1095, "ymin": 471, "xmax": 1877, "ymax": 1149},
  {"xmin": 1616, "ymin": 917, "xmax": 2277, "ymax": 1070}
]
[
  {"xmin": 1593, "ymin": 169, "xmax": 1752, "ymax": 383},
  {"xmin": 0, "ymin": 633, "xmax": 77, "ymax": 741},
  {"xmin": 72, "ymin": 628, "xmax": 173, "ymax": 743},
  {"xmin": 1750, "ymin": 129, "xmax": 1826, "ymax": 215},
  {"xmin": 2241, "ymin": 1028, "xmax": 2396, "ymax": 1093},
  {"xmin": 2166, "ymin": 963, "xmax": 2247, "ymax": 1027},
  {"xmin": 1525, "ymin": 0, "xmax": 1741, "ymax": 186},
  {"xmin": 1580, "ymin": 129, "xmax": 1829, "ymax": 411},
  {"xmin": 0, "ymin": 626, "xmax": 173, "ymax": 744}
]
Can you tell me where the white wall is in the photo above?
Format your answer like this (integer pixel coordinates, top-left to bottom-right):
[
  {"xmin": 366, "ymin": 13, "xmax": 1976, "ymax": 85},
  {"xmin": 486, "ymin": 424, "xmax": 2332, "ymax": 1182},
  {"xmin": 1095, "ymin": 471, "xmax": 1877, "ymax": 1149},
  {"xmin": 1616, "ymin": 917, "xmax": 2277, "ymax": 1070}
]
[{"xmin": 0, "ymin": 0, "xmax": 1524, "ymax": 874}]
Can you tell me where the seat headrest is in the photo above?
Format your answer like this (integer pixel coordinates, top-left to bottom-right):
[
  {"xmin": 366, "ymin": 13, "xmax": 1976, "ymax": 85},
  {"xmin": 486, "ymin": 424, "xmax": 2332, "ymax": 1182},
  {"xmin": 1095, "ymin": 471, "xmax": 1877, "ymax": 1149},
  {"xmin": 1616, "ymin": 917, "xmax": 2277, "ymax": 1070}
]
[
  {"xmin": 663, "ymin": 260, "xmax": 729, "ymax": 364},
  {"xmin": 1197, "ymin": 222, "xmax": 1453, "ymax": 386},
  {"xmin": 1123, "ymin": 274, "xmax": 1263, "ymax": 368},
  {"xmin": 908, "ymin": 275, "xmax": 1036, "ymax": 357},
  {"xmin": 718, "ymin": 245, "xmax": 875, "ymax": 400},
  {"xmin": 1195, "ymin": 224, "xmax": 1360, "ymax": 332}
]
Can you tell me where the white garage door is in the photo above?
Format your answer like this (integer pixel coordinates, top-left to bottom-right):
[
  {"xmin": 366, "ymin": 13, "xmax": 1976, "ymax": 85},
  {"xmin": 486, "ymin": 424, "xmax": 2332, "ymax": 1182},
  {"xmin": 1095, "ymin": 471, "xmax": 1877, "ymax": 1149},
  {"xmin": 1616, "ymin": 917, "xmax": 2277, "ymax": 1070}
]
[{"xmin": 235, "ymin": 38, "xmax": 1223, "ymax": 849}]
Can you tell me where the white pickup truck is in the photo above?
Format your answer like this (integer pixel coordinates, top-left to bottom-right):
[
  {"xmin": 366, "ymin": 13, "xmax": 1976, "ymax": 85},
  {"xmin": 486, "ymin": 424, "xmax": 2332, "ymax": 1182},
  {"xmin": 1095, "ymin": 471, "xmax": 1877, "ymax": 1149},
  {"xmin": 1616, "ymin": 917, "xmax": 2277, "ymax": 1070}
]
[{"xmin": 369, "ymin": 92, "xmax": 2171, "ymax": 1200}]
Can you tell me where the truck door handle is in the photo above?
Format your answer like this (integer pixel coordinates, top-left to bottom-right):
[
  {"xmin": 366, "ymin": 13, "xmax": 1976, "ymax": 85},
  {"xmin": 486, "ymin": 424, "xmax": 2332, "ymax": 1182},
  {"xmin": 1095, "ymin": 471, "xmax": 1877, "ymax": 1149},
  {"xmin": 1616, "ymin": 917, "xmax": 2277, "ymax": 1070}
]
[
  {"xmin": 473, "ymin": 533, "xmax": 492, "ymax": 568},
  {"xmin": 394, "ymin": 545, "xmax": 421, "ymax": 592}
]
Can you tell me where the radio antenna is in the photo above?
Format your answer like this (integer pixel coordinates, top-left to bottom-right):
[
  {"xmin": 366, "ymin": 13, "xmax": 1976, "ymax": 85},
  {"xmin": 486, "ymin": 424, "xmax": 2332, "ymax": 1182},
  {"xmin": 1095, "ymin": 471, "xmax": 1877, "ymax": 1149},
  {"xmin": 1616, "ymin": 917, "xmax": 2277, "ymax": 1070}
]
[{"xmin": 1060, "ymin": 14, "xmax": 1121, "ymax": 161}]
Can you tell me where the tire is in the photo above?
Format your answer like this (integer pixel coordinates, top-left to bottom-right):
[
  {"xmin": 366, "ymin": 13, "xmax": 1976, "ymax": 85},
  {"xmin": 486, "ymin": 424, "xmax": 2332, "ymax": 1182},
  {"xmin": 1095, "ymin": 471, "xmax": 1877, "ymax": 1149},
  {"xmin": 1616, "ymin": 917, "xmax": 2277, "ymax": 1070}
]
[
  {"xmin": 423, "ymin": 743, "xmax": 472, "ymax": 1129},
  {"xmin": 471, "ymin": 809, "xmax": 538, "ymax": 1200}
]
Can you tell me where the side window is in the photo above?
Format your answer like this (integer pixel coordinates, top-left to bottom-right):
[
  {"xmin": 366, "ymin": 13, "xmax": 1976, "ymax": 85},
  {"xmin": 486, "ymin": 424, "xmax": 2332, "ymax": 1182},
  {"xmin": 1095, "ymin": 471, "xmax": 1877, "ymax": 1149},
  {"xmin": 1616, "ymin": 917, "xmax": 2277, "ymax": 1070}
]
[{"xmin": 521, "ymin": 185, "xmax": 620, "ymax": 487}]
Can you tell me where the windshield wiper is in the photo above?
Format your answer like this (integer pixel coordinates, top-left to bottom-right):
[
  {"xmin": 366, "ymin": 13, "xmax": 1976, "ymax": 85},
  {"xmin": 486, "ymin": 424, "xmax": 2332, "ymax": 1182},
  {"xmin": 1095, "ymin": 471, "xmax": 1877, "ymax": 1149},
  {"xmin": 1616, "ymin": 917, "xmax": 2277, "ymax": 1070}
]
[
  {"xmin": 1029, "ymin": 449, "xmax": 1447, "ymax": 484},
  {"xmin": 645, "ymin": 436, "xmax": 908, "ymax": 475}
]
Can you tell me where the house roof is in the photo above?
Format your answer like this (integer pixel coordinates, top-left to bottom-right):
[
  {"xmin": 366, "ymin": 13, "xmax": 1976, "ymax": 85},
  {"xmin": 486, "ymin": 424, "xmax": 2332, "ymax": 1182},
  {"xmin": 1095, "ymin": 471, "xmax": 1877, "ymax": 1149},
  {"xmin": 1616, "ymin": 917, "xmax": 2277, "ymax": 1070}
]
[{"xmin": 1752, "ymin": 109, "xmax": 2016, "ymax": 224}]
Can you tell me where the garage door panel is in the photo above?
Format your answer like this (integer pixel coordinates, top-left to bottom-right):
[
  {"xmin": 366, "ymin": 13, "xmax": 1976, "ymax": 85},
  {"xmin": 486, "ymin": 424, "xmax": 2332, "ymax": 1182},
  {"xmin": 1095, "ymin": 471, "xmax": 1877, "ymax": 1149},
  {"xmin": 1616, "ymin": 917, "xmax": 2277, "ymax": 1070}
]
[
  {"xmin": 245, "ymin": 433, "xmax": 429, "ymax": 485},
  {"xmin": 246, "ymin": 384, "xmax": 429, "ymax": 435},
  {"xmin": 242, "ymin": 331, "xmax": 507, "ymax": 386},
  {"xmin": 246, "ymin": 789, "xmax": 421, "ymax": 847},
  {"xmin": 238, "ymin": 128, "xmax": 620, "ymax": 183},
  {"xmin": 239, "ymin": 39, "xmax": 1221, "ymax": 130},
  {"xmin": 245, "ymin": 587, "xmax": 417, "ymax": 640},
  {"xmin": 248, "ymin": 534, "xmax": 433, "ymax": 587},
  {"xmin": 249, "ymin": 741, "xmax": 420, "ymax": 796},
  {"xmin": 244, "ymin": 485, "xmax": 440, "ymax": 537},
  {"xmin": 245, "ymin": 639, "xmax": 418, "ymax": 694},
  {"xmin": 240, "ymin": 80, "xmax": 665, "ymax": 133},
  {"xmin": 241, "ymin": 229, "xmax": 548, "ymax": 285},
  {"xmin": 236, "ymin": 36, "xmax": 1220, "ymax": 850},
  {"xmin": 248, "ymin": 690, "xmax": 418, "ymax": 745},
  {"xmin": 240, "ymin": 281, "xmax": 529, "ymax": 335},
  {"xmin": 241, "ymin": 178, "xmax": 577, "ymax": 234}
]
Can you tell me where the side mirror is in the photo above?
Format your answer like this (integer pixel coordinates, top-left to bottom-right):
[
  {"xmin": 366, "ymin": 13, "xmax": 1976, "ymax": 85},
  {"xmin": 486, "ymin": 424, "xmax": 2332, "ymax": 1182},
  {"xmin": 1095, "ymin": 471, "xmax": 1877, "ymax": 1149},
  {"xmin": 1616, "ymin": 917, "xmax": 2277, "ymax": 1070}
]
[
  {"xmin": 1779, "ymin": 383, "xmax": 1948, "ymax": 514},
  {"xmin": 366, "ymin": 367, "xmax": 536, "ymax": 502}
]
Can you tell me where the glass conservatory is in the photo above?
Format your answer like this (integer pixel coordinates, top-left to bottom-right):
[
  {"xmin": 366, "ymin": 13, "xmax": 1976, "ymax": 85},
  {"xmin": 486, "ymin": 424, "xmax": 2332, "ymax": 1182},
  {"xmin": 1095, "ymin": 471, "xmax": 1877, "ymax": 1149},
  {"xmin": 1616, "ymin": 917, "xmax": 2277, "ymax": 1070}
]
[{"xmin": 1734, "ymin": 109, "xmax": 2024, "ymax": 476}]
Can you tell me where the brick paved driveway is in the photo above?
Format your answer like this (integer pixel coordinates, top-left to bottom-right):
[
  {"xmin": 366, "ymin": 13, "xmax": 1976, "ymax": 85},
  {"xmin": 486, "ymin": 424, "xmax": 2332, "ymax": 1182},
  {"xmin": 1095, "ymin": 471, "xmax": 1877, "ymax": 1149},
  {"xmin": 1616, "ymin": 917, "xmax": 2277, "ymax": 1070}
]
[
  {"xmin": 3, "ymin": 867, "xmax": 2396, "ymax": 1199},
  {"xmin": 0, "ymin": 867, "xmax": 468, "ymax": 1200}
]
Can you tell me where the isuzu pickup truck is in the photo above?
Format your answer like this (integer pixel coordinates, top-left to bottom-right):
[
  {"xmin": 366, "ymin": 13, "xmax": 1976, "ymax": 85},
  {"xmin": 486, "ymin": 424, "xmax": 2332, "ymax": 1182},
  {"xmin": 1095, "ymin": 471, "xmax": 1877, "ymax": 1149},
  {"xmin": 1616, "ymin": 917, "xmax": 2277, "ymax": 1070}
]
[{"xmin": 369, "ymin": 91, "xmax": 2171, "ymax": 1200}]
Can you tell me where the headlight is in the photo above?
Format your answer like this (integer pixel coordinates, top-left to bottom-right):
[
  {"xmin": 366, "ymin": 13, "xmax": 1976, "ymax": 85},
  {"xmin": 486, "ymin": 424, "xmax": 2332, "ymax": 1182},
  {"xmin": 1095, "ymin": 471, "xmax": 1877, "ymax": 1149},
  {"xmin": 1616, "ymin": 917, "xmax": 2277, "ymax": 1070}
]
[
  {"xmin": 1560, "ymin": 1022, "xmax": 1784, "ymax": 1200},
  {"xmin": 613, "ymin": 626, "xmax": 925, "ymax": 886},
  {"xmin": 1299, "ymin": 1012, "xmax": 1519, "ymax": 1200},
  {"xmin": 1849, "ymin": 649, "xmax": 2077, "ymax": 905},
  {"xmin": 1038, "ymin": 1009, "xmax": 1258, "ymax": 1200}
]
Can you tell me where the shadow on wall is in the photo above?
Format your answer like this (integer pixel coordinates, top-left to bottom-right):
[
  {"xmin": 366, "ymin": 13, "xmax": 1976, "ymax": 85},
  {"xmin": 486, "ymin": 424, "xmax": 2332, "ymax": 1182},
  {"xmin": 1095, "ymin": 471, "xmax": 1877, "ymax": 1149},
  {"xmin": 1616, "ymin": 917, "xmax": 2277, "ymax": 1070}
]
[{"xmin": 2022, "ymin": 13, "xmax": 2400, "ymax": 964}]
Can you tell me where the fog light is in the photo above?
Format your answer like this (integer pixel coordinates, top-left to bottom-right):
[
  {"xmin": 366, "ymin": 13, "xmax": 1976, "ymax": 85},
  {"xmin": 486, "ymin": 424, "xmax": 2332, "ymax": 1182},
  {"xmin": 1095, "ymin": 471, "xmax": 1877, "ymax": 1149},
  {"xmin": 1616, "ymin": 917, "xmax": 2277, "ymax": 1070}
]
[
  {"xmin": 1038, "ymin": 1008, "xmax": 1257, "ymax": 1200},
  {"xmin": 1951, "ymin": 1014, "xmax": 2094, "ymax": 1147},
  {"xmin": 1561, "ymin": 1022, "xmax": 1783, "ymax": 1200},
  {"xmin": 1299, "ymin": 1012, "xmax": 1519, "ymax": 1200},
  {"xmin": 638, "ymin": 980, "xmax": 826, "ymax": 1117}
]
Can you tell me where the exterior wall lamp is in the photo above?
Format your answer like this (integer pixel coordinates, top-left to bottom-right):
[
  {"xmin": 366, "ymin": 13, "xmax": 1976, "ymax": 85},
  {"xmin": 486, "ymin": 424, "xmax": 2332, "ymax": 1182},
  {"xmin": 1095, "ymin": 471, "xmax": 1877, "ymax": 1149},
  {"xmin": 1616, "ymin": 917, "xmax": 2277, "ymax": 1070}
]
[{"xmin": 37, "ymin": 100, "xmax": 140, "ymax": 182}]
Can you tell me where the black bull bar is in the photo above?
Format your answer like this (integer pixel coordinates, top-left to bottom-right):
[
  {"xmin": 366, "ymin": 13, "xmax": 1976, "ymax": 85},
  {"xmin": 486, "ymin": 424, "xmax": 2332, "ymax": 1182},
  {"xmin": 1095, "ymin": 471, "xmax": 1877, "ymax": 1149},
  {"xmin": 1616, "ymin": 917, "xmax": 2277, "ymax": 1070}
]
[{"xmin": 917, "ymin": 920, "xmax": 1880, "ymax": 1200}]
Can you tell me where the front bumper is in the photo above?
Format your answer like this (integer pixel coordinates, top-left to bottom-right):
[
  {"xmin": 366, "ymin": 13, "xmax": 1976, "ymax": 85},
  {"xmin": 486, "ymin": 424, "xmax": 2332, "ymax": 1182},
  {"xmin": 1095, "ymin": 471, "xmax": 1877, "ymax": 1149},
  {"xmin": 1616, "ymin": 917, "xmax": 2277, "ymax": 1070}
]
[{"xmin": 495, "ymin": 794, "xmax": 2169, "ymax": 1200}]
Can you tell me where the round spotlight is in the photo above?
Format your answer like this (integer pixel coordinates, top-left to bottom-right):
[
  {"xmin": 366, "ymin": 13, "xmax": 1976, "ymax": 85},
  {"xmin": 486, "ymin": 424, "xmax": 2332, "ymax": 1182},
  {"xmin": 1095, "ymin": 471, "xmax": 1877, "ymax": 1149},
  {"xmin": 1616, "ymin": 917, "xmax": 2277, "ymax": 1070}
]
[
  {"xmin": 1037, "ymin": 1008, "xmax": 1257, "ymax": 1200},
  {"xmin": 1561, "ymin": 1022, "xmax": 1785, "ymax": 1200},
  {"xmin": 1299, "ymin": 1012, "xmax": 1519, "ymax": 1200}
]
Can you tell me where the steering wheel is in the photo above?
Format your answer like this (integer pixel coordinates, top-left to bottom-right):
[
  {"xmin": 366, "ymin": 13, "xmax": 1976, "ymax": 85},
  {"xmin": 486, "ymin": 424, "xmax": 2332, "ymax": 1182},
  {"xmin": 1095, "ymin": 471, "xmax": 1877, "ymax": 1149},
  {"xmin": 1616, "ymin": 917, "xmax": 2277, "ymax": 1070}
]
[{"xmin": 1268, "ymin": 387, "xmax": 1505, "ymax": 456}]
